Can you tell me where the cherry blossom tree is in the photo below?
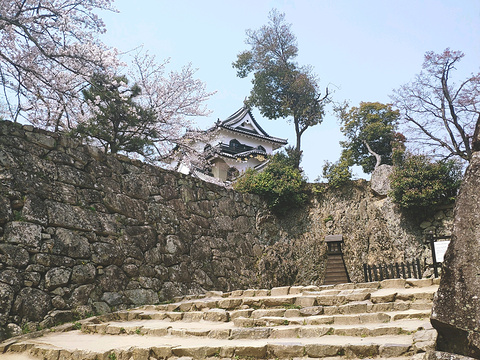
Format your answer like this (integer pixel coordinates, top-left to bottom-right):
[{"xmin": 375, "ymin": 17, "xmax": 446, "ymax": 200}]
[
  {"xmin": 0, "ymin": 0, "xmax": 119, "ymax": 129},
  {"xmin": 128, "ymin": 51, "xmax": 216, "ymax": 160},
  {"xmin": 74, "ymin": 51, "xmax": 215, "ymax": 162},
  {"xmin": 392, "ymin": 49, "xmax": 480, "ymax": 162},
  {"xmin": 1, "ymin": 1, "xmax": 216, "ymax": 164}
]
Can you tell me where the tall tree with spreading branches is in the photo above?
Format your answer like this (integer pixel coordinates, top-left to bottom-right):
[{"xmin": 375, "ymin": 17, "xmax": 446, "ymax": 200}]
[
  {"xmin": 128, "ymin": 51, "xmax": 215, "ymax": 160},
  {"xmin": 392, "ymin": 49, "xmax": 480, "ymax": 162},
  {"xmin": 233, "ymin": 9, "xmax": 330, "ymax": 168},
  {"xmin": 0, "ymin": 0, "xmax": 119, "ymax": 129},
  {"xmin": 0, "ymin": 2, "xmax": 215, "ymax": 163},
  {"xmin": 336, "ymin": 102, "xmax": 401, "ymax": 174},
  {"xmin": 76, "ymin": 52, "xmax": 216, "ymax": 161}
]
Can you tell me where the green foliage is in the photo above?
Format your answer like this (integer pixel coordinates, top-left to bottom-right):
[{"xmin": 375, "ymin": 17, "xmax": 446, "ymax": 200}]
[
  {"xmin": 337, "ymin": 102, "xmax": 400, "ymax": 174},
  {"xmin": 13, "ymin": 210, "xmax": 25, "ymax": 222},
  {"xmin": 323, "ymin": 215, "xmax": 333, "ymax": 223},
  {"xmin": 320, "ymin": 158, "xmax": 353, "ymax": 188},
  {"xmin": 74, "ymin": 73, "xmax": 157, "ymax": 156},
  {"xmin": 233, "ymin": 9, "xmax": 329, "ymax": 168},
  {"xmin": 389, "ymin": 153, "xmax": 462, "ymax": 216},
  {"xmin": 234, "ymin": 152, "xmax": 307, "ymax": 215}
]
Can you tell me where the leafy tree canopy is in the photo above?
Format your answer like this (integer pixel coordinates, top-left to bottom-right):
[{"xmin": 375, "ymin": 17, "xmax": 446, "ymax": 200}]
[
  {"xmin": 389, "ymin": 152, "xmax": 462, "ymax": 217},
  {"xmin": 0, "ymin": 3, "xmax": 214, "ymax": 164},
  {"xmin": 336, "ymin": 102, "xmax": 400, "ymax": 174},
  {"xmin": 234, "ymin": 150, "xmax": 307, "ymax": 215},
  {"xmin": 233, "ymin": 9, "xmax": 329, "ymax": 168},
  {"xmin": 320, "ymin": 157, "xmax": 353, "ymax": 188}
]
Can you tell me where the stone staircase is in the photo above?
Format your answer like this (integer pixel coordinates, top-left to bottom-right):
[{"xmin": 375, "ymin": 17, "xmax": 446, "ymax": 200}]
[
  {"xmin": 0, "ymin": 278, "xmax": 439, "ymax": 360},
  {"xmin": 323, "ymin": 254, "xmax": 349, "ymax": 285}
]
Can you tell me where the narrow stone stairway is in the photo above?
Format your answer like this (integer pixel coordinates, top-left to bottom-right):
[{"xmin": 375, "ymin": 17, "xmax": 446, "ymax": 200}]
[{"xmin": 0, "ymin": 278, "xmax": 439, "ymax": 360}]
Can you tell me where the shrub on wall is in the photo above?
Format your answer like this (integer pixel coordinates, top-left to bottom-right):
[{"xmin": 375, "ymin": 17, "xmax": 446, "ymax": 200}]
[
  {"xmin": 320, "ymin": 158, "xmax": 353, "ymax": 188},
  {"xmin": 389, "ymin": 153, "xmax": 462, "ymax": 216},
  {"xmin": 234, "ymin": 152, "xmax": 307, "ymax": 215}
]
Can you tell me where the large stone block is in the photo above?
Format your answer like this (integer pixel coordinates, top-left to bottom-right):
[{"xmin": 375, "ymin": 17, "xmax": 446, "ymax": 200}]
[
  {"xmin": 124, "ymin": 289, "xmax": 158, "ymax": 305},
  {"xmin": 103, "ymin": 192, "xmax": 147, "ymax": 222},
  {"xmin": 0, "ymin": 283, "xmax": 14, "ymax": 324},
  {"xmin": 45, "ymin": 267, "xmax": 72, "ymax": 289},
  {"xmin": 22, "ymin": 195, "xmax": 48, "ymax": 225},
  {"xmin": 91, "ymin": 242, "xmax": 123, "ymax": 266},
  {"xmin": 431, "ymin": 151, "xmax": 480, "ymax": 358},
  {"xmin": 45, "ymin": 200, "xmax": 118, "ymax": 235},
  {"xmin": 51, "ymin": 228, "xmax": 91, "ymax": 259},
  {"xmin": 5, "ymin": 222, "xmax": 42, "ymax": 248},
  {"xmin": 370, "ymin": 164, "xmax": 393, "ymax": 196},
  {"xmin": 98, "ymin": 265, "xmax": 127, "ymax": 292},
  {"xmin": 71, "ymin": 263, "xmax": 96, "ymax": 284},
  {"xmin": 24, "ymin": 131, "xmax": 56, "ymax": 150},
  {"xmin": 0, "ymin": 244, "xmax": 29, "ymax": 268},
  {"xmin": 0, "ymin": 197, "xmax": 11, "ymax": 224},
  {"xmin": 13, "ymin": 287, "xmax": 51, "ymax": 322}
]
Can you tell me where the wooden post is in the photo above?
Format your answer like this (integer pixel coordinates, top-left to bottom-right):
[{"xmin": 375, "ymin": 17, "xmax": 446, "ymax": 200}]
[
  {"xmin": 373, "ymin": 265, "xmax": 378, "ymax": 281},
  {"xmin": 416, "ymin": 258, "xmax": 422, "ymax": 279},
  {"xmin": 427, "ymin": 231, "xmax": 439, "ymax": 278},
  {"xmin": 412, "ymin": 260, "xmax": 418, "ymax": 279}
]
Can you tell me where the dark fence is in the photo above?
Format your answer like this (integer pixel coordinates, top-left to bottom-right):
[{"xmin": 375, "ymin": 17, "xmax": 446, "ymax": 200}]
[{"xmin": 363, "ymin": 258, "xmax": 423, "ymax": 282}]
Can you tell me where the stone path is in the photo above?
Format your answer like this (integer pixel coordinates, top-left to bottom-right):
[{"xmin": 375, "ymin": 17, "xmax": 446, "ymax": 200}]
[{"xmin": 0, "ymin": 278, "xmax": 439, "ymax": 359}]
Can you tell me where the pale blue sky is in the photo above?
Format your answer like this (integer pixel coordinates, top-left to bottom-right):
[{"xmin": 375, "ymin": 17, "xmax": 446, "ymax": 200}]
[{"xmin": 100, "ymin": 0, "xmax": 480, "ymax": 180}]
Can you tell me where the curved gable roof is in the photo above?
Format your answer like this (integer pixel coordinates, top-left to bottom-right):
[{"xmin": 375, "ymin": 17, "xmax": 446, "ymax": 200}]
[{"xmin": 218, "ymin": 106, "xmax": 287, "ymax": 145}]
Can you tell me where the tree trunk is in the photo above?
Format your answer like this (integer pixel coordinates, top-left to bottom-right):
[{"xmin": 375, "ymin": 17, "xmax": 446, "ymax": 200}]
[
  {"xmin": 363, "ymin": 140, "xmax": 382, "ymax": 169},
  {"xmin": 473, "ymin": 115, "xmax": 480, "ymax": 152},
  {"xmin": 294, "ymin": 121, "xmax": 302, "ymax": 169}
]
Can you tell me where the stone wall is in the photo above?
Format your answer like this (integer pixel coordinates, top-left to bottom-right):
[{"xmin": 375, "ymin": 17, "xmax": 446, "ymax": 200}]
[{"xmin": 0, "ymin": 120, "xmax": 452, "ymax": 338}]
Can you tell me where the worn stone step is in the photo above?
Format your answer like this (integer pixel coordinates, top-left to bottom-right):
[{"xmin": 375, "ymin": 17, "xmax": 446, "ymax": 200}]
[
  {"xmin": 82, "ymin": 313, "xmax": 432, "ymax": 341},
  {"xmin": 157, "ymin": 279, "xmax": 436, "ymax": 307},
  {"xmin": 2, "ymin": 331, "xmax": 427, "ymax": 359},
  {"xmin": 96, "ymin": 298, "xmax": 434, "ymax": 328},
  {"xmin": 0, "ymin": 280, "xmax": 439, "ymax": 359},
  {"xmin": 139, "ymin": 283, "xmax": 437, "ymax": 315}
]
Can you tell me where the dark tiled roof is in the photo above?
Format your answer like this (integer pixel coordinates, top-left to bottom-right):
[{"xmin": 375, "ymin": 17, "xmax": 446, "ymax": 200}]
[
  {"xmin": 217, "ymin": 106, "xmax": 287, "ymax": 145},
  {"xmin": 205, "ymin": 143, "xmax": 268, "ymax": 161}
]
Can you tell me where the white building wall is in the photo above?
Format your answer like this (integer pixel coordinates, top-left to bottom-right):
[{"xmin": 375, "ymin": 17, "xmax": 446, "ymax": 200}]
[{"xmin": 214, "ymin": 130, "xmax": 275, "ymax": 154}]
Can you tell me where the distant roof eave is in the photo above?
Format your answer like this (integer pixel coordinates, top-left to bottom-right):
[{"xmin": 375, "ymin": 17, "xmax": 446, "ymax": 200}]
[{"xmin": 219, "ymin": 125, "xmax": 287, "ymax": 145}]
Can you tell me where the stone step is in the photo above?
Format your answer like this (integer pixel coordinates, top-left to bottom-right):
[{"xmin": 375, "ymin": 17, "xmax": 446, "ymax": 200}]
[
  {"xmin": 127, "ymin": 300, "xmax": 433, "ymax": 323},
  {"xmin": 87, "ymin": 305, "xmax": 431, "ymax": 332},
  {"xmin": 2, "ymin": 331, "xmax": 434, "ymax": 359},
  {"xmin": 82, "ymin": 316, "xmax": 431, "ymax": 340},
  {"xmin": 0, "ymin": 279, "xmax": 440, "ymax": 359},
  {"xmin": 199, "ymin": 278, "xmax": 438, "ymax": 301},
  {"xmin": 143, "ymin": 286, "xmax": 437, "ymax": 314}
]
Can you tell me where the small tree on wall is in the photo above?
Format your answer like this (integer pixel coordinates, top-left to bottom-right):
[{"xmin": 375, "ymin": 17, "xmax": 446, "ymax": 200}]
[
  {"xmin": 336, "ymin": 102, "xmax": 401, "ymax": 174},
  {"xmin": 389, "ymin": 152, "xmax": 462, "ymax": 218},
  {"xmin": 234, "ymin": 151, "xmax": 307, "ymax": 215}
]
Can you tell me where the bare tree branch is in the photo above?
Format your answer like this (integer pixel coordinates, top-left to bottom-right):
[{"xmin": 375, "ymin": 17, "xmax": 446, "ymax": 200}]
[{"xmin": 392, "ymin": 49, "xmax": 480, "ymax": 162}]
